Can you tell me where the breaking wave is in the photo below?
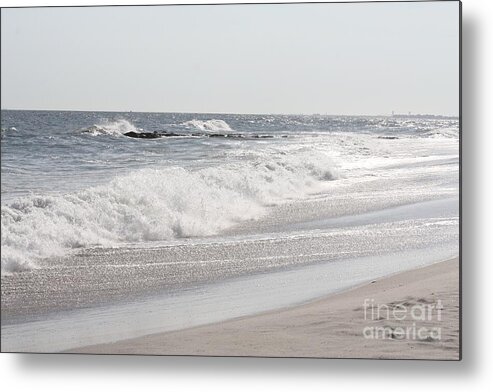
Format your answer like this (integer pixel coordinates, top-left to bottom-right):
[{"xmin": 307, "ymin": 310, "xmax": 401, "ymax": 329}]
[
  {"xmin": 423, "ymin": 127, "xmax": 460, "ymax": 139},
  {"xmin": 1, "ymin": 127, "xmax": 17, "ymax": 139},
  {"xmin": 182, "ymin": 119, "xmax": 233, "ymax": 133},
  {"xmin": 1, "ymin": 150, "xmax": 337, "ymax": 274},
  {"xmin": 79, "ymin": 119, "xmax": 140, "ymax": 137}
]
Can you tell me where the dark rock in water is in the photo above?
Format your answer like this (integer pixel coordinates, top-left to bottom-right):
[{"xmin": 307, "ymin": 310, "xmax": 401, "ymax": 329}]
[
  {"xmin": 207, "ymin": 133, "xmax": 246, "ymax": 138},
  {"xmin": 124, "ymin": 131, "xmax": 183, "ymax": 138},
  {"xmin": 123, "ymin": 130, "xmax": 285, "ymax": 140},
  {"xmin": 161, "ymin": 132, "xmax": 182, "ymax": 137},
  {"xmin": 124, "ymin": 131, "xmax": 162, "ymax": 139}
]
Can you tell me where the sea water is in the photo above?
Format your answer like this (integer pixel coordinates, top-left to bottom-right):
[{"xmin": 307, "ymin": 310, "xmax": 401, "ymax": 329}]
[
  {"xmin": 1, "ymin": 111, "xmax": 459, "ymax": 274},
  {"xmin": 1, "ymin": 111, "xmax": 460, "ymax": 350}
]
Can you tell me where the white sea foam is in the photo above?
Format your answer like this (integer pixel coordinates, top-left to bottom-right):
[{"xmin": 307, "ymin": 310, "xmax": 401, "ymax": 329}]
[
  {"xmin": 80, "ymin": 119, "xmax": 139, "ymax": 137},
  {"xmin": 183, "ymin": 119, "xmax": 233, "ymax": 133},
  {"xmin": 423, "ymin": 127, "xmax": 460, "ymax": 139},
  {"xmin": 1, "ymin": 150, "xmax": 337, "ymax": 274},
  {"xmin": 1, "ymin": 127, "xmax": 17, "ymax": 139}
]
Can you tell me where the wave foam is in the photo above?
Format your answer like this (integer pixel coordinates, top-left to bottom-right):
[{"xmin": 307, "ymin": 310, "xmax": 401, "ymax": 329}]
[
  {"xmin": 1, "ymin": 127, "xmax": 17, "ymax": 139},
  {"xmin": 183, "ymin": 119, "xmax": 233, "ymax": 133},
  {"xmin": 1, "ymin": 150, "xmax": 337, "ymax": 274},
  {"xmin": 424, "ymin": 127, "xmax": 459, "ymax": 139},
  {"xmin": 79, "ymin": 119, "xmax": 139, "ymax": 137}
]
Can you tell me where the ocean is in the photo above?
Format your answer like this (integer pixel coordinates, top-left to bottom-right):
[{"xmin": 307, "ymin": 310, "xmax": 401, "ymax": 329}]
[{"xmin": 0, "ymin": 110, "xmax": 460, "ymax": 351}]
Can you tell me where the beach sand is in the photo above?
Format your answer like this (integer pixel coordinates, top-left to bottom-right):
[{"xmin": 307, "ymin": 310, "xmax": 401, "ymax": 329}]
[{"xmin": 71, "ymin": 257, "xmax": 460, "ymax": 360}]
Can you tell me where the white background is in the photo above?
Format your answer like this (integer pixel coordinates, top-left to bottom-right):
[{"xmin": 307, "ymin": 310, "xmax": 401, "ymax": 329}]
[{"xmin": 0, "ymin": 0, "xmax": 491, "ymax": 390}]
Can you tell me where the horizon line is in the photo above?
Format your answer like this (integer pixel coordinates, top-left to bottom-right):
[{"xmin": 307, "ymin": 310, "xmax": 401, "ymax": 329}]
[{"xmin": 0, "ymin": 108, "xmax": 460, "ymax": 118}]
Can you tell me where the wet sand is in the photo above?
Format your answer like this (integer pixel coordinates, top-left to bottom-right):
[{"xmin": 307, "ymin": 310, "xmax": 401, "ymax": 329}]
[{"xmin": 72, "ymin": 257, "xmax": 460, "ymax": 360}]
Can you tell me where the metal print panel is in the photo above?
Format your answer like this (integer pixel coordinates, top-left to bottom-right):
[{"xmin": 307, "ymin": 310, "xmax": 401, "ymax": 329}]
[{"xmin": 0, "ymin": 1, "xmax": 461, "ymax": 359}]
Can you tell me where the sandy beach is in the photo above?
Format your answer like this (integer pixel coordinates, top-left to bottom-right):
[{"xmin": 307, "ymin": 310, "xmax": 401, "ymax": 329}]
[{"xmin": 72, "ymin": 257, "xmax": 460, "ymax": 360}]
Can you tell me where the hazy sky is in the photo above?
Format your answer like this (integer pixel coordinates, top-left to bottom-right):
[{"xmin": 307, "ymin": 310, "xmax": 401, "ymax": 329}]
[{"xmin": 1, "ymin": 2, "xmax": 460, "ymax": 115}]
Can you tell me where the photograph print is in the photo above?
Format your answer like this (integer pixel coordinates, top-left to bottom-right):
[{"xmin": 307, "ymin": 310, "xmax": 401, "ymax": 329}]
[{"xmin": 0, "ymin": 1, "xmax": 461, "ymax": 359}]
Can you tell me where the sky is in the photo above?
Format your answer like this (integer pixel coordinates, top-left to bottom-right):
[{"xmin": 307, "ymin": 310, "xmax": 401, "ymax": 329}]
[{"xmin": 1, "ymin": 1, "xmax": 460, "ymax": 115}]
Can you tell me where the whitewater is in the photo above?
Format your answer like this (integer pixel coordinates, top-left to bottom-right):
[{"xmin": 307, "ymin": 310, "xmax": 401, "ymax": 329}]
[
  {"xmin": 1, "ymin": 111, "xmax": 459, "ymax": 350},
  {"xmin": 1, "ymin": 112, "xmax": 458, "ymax": 275}
]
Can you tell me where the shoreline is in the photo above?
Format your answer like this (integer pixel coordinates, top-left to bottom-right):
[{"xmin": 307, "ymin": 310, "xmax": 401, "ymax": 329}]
[
  {"xmin": 1, "ymin": 195, "xmax": 458, "ymax": 324},
  {"xmin": 71, "ymin": 257, "xmax": 460, "ymax": 360}
]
